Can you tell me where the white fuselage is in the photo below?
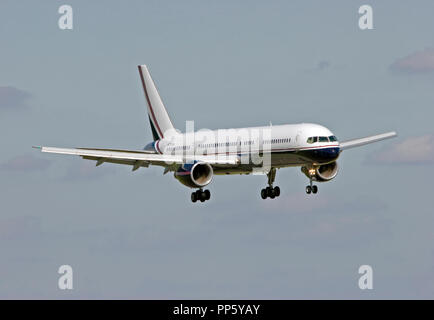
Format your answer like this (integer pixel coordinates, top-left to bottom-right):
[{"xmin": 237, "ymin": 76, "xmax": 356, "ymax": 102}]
[{"xmin": 149, "ymin": 123, "xmax": 340, "ymax": 174}]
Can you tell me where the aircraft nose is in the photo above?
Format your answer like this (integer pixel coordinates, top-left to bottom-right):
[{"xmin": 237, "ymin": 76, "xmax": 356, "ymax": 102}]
[{"xmin": 310, "ymin": 147, "xmax": 340, "ymax": 163}]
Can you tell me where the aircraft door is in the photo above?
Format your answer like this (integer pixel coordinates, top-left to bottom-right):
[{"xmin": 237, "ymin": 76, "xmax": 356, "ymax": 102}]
[{"xmin": 295, "ymin": 131, "xmax": 303, "ymax": 147}]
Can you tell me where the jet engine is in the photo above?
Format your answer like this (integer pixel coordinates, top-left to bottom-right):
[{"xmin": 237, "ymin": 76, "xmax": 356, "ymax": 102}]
[
  {"xmin": 174, "ymin": 161, "xmax": 214, "ymax": 188},
  {"xmin": 301, "ymin": 161, "xmax": 338, "ymax": 182}
]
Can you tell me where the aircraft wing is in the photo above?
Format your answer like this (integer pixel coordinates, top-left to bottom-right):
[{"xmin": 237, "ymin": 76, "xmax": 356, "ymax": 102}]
[
  {"xmin": 33, "ymin": 146, "xmax": 239, "ymax": 171},
  {"xmin": 340, "ymin": 131, "xmax": 397, "ymax": 151}
]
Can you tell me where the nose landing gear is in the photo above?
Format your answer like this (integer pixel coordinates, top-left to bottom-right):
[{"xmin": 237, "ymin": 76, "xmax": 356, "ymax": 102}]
[
  {"xmin": 191, "ymin": 189, "xmax": 211, "ymax": 203},
  {"xmin": 306, "ymin": 178, "xmax": 318, "ymax": 195},
  {"xmin": 260, "ymin": 168, "xmax": 281, "ymax": 200}
]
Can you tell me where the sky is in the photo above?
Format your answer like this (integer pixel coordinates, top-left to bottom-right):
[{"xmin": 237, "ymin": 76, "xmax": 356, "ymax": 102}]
[{"xmin": 0, "ymin": 0, "xmax": 434, "ymax": 299}]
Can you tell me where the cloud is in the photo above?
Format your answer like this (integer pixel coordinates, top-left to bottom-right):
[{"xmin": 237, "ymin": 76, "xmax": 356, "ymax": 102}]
[
  {"xmin": 0, "ymin": 86, "xmax": 31, "ymax": 109},
  {"xmin": 0, "ymin": 154, "xmax": 51, "ymax": 172},
  {"xmin": 367, "ymin": 134, "xmax": 434, "ymax": 165},
  {"xmin": 390, "ymin": 48, "xmax": 434, "ymax": 74},
  {"xmin": 316, "ymin": 60, "xmax": 331, "ymax": 71},
  {"xmin": 303, "ymin": 60, "xmax": 332, "ymax": 74}
]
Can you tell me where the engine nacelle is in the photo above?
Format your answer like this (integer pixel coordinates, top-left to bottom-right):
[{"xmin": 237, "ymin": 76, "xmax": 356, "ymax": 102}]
[
  {"xmin": 301, "ymin": 161, "xmax": 338, "ymax": 182},
  {"xmin": 174, "ymin": 161, "xmax": 214, "ymax": 188}
]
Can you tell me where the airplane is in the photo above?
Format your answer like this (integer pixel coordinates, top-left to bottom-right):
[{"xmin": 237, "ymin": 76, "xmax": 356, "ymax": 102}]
[{"xmin": 34, "ymin": 65, "xmax": 397, "ymax": 203}]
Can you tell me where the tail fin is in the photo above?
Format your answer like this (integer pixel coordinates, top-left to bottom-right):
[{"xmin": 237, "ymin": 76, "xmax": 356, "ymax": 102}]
[{"xmin": 138, "ymin": 65, "xmax": 176, "ymax": 141}]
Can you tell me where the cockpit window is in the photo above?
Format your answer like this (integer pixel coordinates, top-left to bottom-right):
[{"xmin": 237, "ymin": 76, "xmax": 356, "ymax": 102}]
[
  {"xmin": 308, "ymin": 136, "xmax": 332, "ymax": 143},
  {"xmin": 307, "ymin": 136, "xmax": 319, "ymax": 144}
]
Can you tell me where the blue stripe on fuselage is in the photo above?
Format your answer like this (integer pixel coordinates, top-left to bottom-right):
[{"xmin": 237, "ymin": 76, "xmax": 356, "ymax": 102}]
[{"xmin": 297, "ymin": 146, "xmax": 340, "ymax": 163}]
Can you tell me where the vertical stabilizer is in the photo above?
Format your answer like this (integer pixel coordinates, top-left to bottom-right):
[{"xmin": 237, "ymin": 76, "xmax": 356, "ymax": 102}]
[{"xmin": 138, "ymin": 65, "xmax": 177, "ymax": 140}]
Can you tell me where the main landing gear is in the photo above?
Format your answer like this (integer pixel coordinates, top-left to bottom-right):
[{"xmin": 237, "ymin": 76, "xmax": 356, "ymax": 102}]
[
  {"xmin": 261, "ymin": 168, "xmax": 281, "ymax": 200},
  {"xmin": 306, "ymin": 178, "xmax": 318, "ymax": 195},
  {"xmin": 191, "ymin": 189, "xmax": 211, "ymax": 203}
]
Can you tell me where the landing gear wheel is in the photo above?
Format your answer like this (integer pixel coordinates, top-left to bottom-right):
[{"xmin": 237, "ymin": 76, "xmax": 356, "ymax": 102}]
[
  {"xmin": 274, "ymin": 186, "xmax": 280, "ymax": 197},
  {"xmin": 266, "ymin": 187, "xmax": 272, "ymax": 197},
  {"xmin": 266, "ymin": 187, "xmax": 276, "ymax": 199},
  {"xmin": 195, "ymin": 189, "xmax": 201, "ymax": 198},
  {"xmin": 191, "ymin": 192, "xmax": 197, "ymax": 202},
  {"xmin": 199, "ymin": 190, "xmax": 206, "ymax": 202},
  {"xmin": 312, "ymin": 185, "xmax": 318, "ymax": 194},
  {"xmin": 261, "ymin": 189, "xmax": 267, "ymax": 199},
  {"xmin": 306, "ymin": 186, "xmax": 312, "ymax": 194},
  {"xmin": 192, "ymin": 189, "xmax": 211, "ymax": 203},
  {"xmin": 204, "ymin": 189, "xmax": 211, "ymax": 200}
]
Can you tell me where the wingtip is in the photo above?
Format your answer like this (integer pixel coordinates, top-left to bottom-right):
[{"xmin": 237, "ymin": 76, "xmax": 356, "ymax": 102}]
[
  {"xmin": 384, "ymin": 131, "xmax": 397, "ymax": 138},
  {"xmin": 32, "ymin": 145, "xmax": 42, "ymax": 150}
]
